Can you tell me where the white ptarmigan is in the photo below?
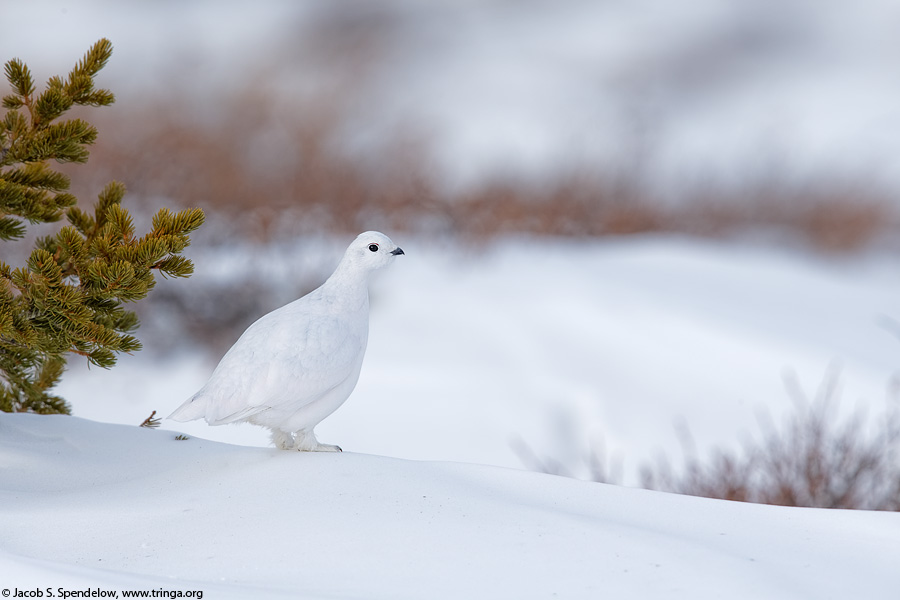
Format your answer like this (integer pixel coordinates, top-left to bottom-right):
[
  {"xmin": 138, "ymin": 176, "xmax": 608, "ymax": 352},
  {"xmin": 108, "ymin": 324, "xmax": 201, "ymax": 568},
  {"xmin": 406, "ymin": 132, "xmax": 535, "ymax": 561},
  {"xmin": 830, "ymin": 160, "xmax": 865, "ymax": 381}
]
[{"xmin": 168, "ymin": 231, "xmax": 404, "ymax": 451}]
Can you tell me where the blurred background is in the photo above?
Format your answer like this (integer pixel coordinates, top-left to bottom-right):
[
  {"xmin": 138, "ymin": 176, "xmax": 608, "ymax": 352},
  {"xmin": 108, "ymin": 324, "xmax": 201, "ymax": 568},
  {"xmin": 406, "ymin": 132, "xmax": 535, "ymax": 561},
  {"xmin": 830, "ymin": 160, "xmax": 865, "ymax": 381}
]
[
  {"xmin": 5, "ymin": 0, "xmax": 900, "ymax": 505},
  {"xmin": 7, "ymin": 0, "xmax": 900, "ymax": 251}
]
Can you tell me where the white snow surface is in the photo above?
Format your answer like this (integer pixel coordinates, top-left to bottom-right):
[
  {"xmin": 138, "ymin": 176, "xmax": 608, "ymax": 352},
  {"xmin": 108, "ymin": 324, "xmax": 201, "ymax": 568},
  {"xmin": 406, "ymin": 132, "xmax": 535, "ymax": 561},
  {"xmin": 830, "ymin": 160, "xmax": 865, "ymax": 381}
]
[
  {"xmin": 2, "ymin": 412, "xmax": 899, "ymax": 599},
  {"xmin": 5, "ymin": 235, "xmax": 900, "ymax": 596}
]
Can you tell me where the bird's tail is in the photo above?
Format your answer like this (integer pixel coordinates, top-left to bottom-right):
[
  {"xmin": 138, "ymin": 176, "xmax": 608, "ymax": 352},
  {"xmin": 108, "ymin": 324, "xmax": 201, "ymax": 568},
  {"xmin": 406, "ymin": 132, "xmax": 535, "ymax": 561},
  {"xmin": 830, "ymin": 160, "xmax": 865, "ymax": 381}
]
[{"xmin": 167, "ymin": 393, "xmax": 208, "ymax": 422}]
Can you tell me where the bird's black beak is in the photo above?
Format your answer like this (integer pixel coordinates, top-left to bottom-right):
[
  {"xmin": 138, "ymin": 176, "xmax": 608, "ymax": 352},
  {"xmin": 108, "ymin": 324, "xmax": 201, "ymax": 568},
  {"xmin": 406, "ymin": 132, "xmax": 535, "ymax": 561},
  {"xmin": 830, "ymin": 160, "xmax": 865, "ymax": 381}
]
[{"xmin": 391, "ymin": 247, "xmax": 405, "ymax": 256}]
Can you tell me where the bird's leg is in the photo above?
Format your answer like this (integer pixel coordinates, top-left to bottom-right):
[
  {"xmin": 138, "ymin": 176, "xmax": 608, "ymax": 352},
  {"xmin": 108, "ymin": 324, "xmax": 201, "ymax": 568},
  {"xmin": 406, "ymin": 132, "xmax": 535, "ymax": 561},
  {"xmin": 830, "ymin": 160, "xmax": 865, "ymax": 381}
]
[
  {"xmin": 271, "ymin": 430, "xmax": 295, "ymax": 450},
  {"xmin": 294, "ymin": 429, "xmax": 342, "ymax": 452}
]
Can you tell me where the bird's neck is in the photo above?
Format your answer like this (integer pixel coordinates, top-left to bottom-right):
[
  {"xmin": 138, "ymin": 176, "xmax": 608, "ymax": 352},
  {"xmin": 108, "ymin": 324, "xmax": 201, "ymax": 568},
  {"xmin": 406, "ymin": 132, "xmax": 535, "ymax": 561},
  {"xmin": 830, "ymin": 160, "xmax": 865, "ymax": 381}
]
[{"xmin": 320, "ymin": 258, "xmax": 370, "ymax": 309}]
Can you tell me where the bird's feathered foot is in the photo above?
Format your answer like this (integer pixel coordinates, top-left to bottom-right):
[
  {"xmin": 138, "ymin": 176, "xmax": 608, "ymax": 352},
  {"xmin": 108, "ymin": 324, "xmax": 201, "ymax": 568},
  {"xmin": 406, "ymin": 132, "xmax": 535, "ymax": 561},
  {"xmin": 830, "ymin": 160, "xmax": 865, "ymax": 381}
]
[
  {"xmin": 274, "ymin": 429, "xmax": 342, "ymax": 452},
  {"xmin": 271, "ymin": 430, "xmax": 295, "ymax": 450}
]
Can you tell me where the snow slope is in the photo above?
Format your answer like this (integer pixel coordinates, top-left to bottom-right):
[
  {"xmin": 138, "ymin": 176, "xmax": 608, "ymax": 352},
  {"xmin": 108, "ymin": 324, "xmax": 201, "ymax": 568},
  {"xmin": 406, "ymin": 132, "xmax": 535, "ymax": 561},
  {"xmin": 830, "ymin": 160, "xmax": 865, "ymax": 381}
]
[{"xmin": 2, "ymin": 413, "xmax": 899, "ymax": 599}]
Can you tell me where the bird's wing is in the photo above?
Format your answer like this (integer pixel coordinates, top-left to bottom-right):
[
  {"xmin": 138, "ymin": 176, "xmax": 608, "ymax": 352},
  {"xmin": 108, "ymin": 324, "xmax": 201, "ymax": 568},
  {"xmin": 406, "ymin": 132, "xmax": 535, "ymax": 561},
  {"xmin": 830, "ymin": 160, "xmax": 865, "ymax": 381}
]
[{"xmin": 191, "ymin": 301, "xmax": 367, "ymax": 425}]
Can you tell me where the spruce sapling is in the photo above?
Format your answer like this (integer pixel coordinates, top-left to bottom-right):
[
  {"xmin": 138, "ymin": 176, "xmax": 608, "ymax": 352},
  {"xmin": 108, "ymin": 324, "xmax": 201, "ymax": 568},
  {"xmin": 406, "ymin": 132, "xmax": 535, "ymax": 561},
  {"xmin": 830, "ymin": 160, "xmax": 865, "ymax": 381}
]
[{"xmin": 0, "ymin": 39, "xmax": 204, "ymax": 414}]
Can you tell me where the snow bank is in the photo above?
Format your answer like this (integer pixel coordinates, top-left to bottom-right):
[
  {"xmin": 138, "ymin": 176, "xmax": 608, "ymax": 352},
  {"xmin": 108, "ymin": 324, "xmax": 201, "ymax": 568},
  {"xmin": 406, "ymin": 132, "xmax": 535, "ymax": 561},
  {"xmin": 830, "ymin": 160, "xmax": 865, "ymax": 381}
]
[{"xmin": 1, "ymin": 413, "xmax": 898, "ymax": 599}]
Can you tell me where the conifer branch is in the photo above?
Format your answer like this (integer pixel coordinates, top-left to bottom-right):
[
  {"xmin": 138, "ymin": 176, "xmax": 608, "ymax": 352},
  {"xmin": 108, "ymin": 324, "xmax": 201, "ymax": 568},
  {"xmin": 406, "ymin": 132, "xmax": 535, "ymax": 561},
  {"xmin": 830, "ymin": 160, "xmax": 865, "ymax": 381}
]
[
  {"xmin": 139, "ymin": 410, "xmax": 161, "ymax": 428},
  {"xmin": 0, "ymin": 40, "xmax": 204, "ymax": 414}
]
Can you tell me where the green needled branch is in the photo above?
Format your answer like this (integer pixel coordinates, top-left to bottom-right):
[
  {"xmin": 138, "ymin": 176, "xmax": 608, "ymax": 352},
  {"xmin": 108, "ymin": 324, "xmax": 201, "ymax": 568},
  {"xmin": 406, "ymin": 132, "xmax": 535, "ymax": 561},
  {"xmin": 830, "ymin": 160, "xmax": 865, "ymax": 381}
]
[{"xmin": 0, "ymin": 39, "xmax": 205, "ymax": 414}]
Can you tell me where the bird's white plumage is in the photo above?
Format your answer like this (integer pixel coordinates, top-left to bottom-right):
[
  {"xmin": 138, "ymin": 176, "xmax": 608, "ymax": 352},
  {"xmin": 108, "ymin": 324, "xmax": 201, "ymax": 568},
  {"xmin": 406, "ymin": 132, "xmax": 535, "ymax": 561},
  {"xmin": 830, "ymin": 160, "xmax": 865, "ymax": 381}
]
[{"xmin": 168, "ymin": 231, "xmax": 404, "ymax": 451}]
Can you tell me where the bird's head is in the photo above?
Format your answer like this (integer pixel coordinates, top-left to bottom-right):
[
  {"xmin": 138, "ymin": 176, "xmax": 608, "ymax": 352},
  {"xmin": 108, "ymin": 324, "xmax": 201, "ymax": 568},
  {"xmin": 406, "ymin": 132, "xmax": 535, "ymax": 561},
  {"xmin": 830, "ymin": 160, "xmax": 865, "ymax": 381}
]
[{"xmin": 345, "ymin": 231, "xmax": 405, "ymax": 272}]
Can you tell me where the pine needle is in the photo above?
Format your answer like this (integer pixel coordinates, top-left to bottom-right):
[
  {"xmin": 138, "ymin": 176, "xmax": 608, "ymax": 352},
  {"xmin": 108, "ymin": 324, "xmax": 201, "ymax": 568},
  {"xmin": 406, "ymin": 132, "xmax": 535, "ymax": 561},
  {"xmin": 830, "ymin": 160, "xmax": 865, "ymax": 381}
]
[{"xmin": 139, "ymin": 410, "xmax": 161, "ymax": 429}]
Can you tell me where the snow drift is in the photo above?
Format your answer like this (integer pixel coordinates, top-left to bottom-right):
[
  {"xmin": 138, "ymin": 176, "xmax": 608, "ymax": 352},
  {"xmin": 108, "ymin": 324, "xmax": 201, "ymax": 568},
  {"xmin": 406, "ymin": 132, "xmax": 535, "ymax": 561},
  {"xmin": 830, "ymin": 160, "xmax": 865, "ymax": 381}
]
[{"xmin": 1, "ymin": 413, "xmax": 898, "ymax": 599}]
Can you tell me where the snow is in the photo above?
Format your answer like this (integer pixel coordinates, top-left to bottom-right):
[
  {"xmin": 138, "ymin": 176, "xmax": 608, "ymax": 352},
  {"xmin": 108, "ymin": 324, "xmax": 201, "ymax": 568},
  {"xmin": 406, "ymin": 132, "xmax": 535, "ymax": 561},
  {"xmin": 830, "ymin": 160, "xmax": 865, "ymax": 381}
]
[
  {"xmin": 4, "ymin": 235, "xmax": 898, "ymax": 596},
  {"xmin": 2, "ymin": 412, "xmax": 899, "ymax": 599}
]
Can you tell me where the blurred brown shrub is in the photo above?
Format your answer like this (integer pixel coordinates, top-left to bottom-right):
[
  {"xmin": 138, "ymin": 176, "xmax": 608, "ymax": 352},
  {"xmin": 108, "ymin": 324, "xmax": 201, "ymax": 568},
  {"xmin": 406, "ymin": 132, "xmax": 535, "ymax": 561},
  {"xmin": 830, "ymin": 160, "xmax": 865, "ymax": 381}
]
[
  {"xmin": 521, "ymin": 368, "xmax": 900, "ymax": 511},
  {"xmin": 45, "ymin": 88, "xmax": 897, "ymax": 352},
  {"xmin": 57, "ymin": 92, "xmax": 896, "ymax": 252},
  {"xmin": 641, "ymin": 369, "xmax": 900, "ymax": 510}
]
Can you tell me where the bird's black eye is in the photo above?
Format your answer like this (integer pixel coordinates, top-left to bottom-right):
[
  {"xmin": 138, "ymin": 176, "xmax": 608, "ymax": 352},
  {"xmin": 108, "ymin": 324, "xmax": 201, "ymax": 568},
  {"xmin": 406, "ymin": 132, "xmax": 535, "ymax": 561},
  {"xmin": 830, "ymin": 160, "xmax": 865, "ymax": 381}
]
[{"xmin": 368, "ymin": 243, "xmax": 379, "ymax": 252}]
